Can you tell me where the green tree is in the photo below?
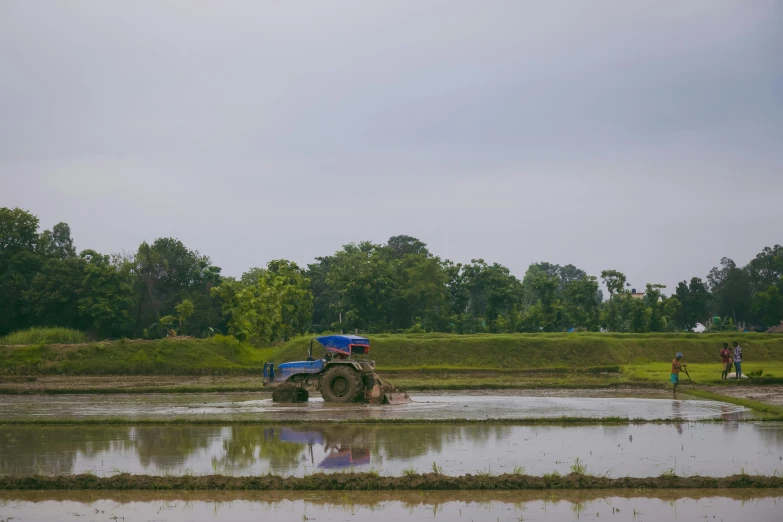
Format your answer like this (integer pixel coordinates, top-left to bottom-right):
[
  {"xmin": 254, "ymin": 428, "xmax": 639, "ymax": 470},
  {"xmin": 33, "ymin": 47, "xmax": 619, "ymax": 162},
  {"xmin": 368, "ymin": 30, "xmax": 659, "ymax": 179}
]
[
  {"xmin": 644, "ymin": 283, "xmax": 666, "ymax": 332},
  {"xmin": 564, "ymin": 276, "xmax": 601, "ymax": 330},
  {"xmin": 0, "ymin": 207, "xmax": 39, "ymax": 253},
  {"xmin": 36, "ymin": 223, "xmax": 76, "ymax": 259},
  {"xmin": 746, "ymin": 245, "xmax": 783, "ymax": 293},
  {"xmin": 385, "ymin": 235, "xmax": 430, "ymax": 258},
  {"xmin": 752, "ymin": 283, "xmax": 783, "ymax": 329},
  {"xmin": 212, "ymin": 260, "xmax": 312, "ymax": 344},
  {"xmin": 521, "ymin": 270, "xmax": 565, "ymax": 332},
  {"xmin": 22, "ymin": 256, "xmax": 85, "ymax": 328},
  {"xmin": 707, "ymin": 258, "xmax": 751, "ymax": 325},
  {"xmin": 398, "ymin": 254, "xmax": 449, "ymax": 331},
  {"xmin": 324, "ymin": 242, "xmax": 394, "ymax": 332},
  {"xmin": 661, "ymin": 295, "xmax": 682, "ymax": 332},
  {"xmin": 175, "ymin": 299, "xmax": 195, "ymax": 335},
  {"xmin": 673, "ymin": 277, "xmax": 711, "ymax": 330},
  {"xmin": 600, "ymin": 269, "xmax": 628, "ymax": 298},
  {"xmin": 0, "ymin": 208, "xmax": 44, "ymax": 334},
  {"xmin": 77, "ymin": 250, "xmax": 133, "ymax": 336},
  {"xmin": 459, "ymin": 259, "xmax": 522, "ymax": 333}
]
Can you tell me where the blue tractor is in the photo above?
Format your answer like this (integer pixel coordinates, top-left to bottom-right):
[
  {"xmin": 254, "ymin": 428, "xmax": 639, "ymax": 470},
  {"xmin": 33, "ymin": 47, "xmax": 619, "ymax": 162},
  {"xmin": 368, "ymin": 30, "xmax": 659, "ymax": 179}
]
[{"xmin": 262, "ymin": 334, "xmax": 410, "ymax": 404}]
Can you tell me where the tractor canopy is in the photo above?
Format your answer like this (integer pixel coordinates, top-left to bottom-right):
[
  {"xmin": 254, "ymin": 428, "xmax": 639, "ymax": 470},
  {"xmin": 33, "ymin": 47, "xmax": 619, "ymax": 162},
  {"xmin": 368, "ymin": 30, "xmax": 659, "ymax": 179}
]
[{"xmin": 315, "ymin": 334, "xmax": 370, "ymax": 356}]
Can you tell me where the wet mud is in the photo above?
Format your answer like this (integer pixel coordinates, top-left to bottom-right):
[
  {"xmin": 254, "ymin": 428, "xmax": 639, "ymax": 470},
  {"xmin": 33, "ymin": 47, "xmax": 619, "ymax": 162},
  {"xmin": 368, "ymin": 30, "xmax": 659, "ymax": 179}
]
[
  {"xmin": 3, "ymin": 471, "xmax": 783, "ymax": 490},
  {"xmin": 0, "ymin": 391, "xmax": 751, "ymax": 422},
  {"xmin": 711, "ymin": 385, "xmax": 783, "ymax": 407},
  {"xmin": 2, "ymin": 488, "xmax": 780, "ymax": 504}
]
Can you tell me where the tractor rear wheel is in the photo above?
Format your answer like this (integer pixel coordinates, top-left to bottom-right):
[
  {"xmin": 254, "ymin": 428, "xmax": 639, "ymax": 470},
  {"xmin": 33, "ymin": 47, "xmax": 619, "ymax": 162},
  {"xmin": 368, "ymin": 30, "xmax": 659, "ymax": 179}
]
[{"xmin": 321, "ymin": 366, "xmax": 363, "ymax": 403}]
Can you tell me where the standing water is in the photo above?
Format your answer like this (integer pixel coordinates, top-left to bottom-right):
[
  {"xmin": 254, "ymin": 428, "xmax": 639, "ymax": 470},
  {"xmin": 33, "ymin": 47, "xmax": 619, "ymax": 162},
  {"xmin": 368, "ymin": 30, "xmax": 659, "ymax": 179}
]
[{"xmin": 2, "ymin": 421, "xmax": 781, "ymax": 477}]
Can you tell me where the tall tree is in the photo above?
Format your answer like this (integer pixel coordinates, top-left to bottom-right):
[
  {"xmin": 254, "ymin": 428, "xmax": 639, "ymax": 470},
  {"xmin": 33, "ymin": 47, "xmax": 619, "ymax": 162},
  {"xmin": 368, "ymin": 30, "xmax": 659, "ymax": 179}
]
[
  {"xmin": 708, "ymin": 257, "xmax": 751, "ymax": 324},
  {"xmin": 212, "ymin": 260, "xmax": 312, "ymax": 344},
  {"xmin": 36, "ymin": 223, "xmax": 76, "ymax": 259},
  {"xmin": 77, "ymin": 250, "xmax": 134, "ymax": 336},
  {"xmin": 673, "ymin": 278, "xmax": 711, "ymax": 330},
  {"xmin": 600, "ymin": 269, "xmax": 628, "ymax": 298},
  {"xmin": 23, "ymin": 256, "xmax": 85, "ymax": 328},
  {"xmin": 564, "ymin": 276, "xmax": 601, "ymax": 330},
  {"xmin": 0, "ymin": 208, "xmax": 44, "ymax": 334}
]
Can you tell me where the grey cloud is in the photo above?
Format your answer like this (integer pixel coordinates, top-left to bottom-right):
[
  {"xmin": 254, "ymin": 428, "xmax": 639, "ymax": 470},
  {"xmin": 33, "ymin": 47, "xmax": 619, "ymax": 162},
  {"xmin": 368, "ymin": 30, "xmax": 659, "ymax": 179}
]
[{"xmin": 1, "ymin": 0, "xmax": 781, "ymax": 291}]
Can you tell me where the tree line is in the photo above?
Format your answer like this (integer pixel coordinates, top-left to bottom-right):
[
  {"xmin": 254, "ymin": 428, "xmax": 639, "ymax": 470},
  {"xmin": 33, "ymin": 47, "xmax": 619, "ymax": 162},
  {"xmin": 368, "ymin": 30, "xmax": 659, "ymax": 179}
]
[{"xmin": 1, "ymin": 207, "xmax": 782, "ymax": 342}]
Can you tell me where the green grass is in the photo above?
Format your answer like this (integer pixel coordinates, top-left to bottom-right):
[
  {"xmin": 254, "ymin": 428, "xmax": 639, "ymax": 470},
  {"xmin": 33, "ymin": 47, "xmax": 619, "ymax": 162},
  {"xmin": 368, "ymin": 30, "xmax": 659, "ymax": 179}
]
[
  {"xmin": 0, "ymin": 327, "xmax": 88, "ymax": 346},
  {"xmin": 274, "ymin": 332, "xmax": 783, "ymax": 370},
  {"xmin": 0, "ymin": 335, "xmax": 275, "ymax": 375},
  {"xmin": 1, "ymin": 331, "xmax": 781, "ymax": 377},
  {"xmin": 623, "ymin": 362, "xmax": 783, "ymax": 385}
]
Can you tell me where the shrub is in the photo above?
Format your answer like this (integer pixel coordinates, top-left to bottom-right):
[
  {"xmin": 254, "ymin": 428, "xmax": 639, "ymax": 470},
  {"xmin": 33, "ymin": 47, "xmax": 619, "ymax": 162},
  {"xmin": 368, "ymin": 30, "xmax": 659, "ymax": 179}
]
[{"xmin": 0, "ymin": 327, "xmax": 88, "ymax": 346}]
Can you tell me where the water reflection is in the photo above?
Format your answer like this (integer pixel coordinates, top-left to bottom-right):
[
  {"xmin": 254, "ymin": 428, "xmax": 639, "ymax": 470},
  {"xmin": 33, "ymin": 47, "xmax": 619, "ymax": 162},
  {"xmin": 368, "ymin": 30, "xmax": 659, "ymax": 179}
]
[
  {"xmin": 2, "ymin": 491, "xmax": 782, "ymax": 522},
  {"xmin": 1, "ymin": 422, "xmax": 781, "ymax": 477}
]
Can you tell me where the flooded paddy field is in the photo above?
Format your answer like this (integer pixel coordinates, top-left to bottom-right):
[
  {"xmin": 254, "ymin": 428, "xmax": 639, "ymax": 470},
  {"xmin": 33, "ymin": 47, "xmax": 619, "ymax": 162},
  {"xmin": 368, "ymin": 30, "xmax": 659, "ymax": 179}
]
[
  {"xmin": 2, "ymin": 421, "xmax": 781, "ymax": 477},
  {"xmin": 0, "ymin": 391, "xmax": 751, "ymax": 422},
  {"xmin": 1, "ymin": 490, "xmax": 782, "ymax": 522}
]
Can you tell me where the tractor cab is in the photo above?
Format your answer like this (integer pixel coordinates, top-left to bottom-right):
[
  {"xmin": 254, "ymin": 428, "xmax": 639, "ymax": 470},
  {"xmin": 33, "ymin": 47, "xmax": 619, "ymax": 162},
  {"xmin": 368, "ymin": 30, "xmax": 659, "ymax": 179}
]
[
  {"xmin": 316, "ymin": 334, "xmax": 371, "ymax": 359},
  {"xmin": 263, "ymin": 335, "xmax": 372, "ymax": 385}
]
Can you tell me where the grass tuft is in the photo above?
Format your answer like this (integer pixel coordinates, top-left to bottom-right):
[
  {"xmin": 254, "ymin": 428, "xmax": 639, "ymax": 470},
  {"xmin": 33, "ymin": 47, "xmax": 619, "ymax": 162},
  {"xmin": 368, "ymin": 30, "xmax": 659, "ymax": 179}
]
[
  {"xmin": 569, "ymin": 458, "xmax": 587, "ymax": 475},
  {"xmin": 0, "ymin": 327, "xmax": 88, "ymax": 346}
]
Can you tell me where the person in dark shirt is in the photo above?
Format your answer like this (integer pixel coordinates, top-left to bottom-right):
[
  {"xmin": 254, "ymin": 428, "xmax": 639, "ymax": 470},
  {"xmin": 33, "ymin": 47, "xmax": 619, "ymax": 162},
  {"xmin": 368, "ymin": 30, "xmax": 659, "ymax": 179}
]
[{"xmin": 720, "ymin": 343, "xmax": 732, "ymax": 380}]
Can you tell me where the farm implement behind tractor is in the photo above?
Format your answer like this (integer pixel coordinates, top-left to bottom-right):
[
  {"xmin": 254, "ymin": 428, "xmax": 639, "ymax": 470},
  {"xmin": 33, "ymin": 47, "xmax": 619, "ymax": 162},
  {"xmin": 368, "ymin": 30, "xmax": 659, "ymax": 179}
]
[{"xmin": 262, "ymin": 334, "xmax": 411, "ymax": 405}]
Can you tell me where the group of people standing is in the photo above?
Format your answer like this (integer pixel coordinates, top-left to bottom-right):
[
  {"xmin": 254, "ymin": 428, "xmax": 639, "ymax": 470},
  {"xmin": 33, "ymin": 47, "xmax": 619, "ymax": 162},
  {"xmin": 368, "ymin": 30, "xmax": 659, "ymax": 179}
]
[
  {"xmin": 670, "ymin": 341, "xmax": 743, "ymax": 394},
  {"xmin": 720, "ymin": 341, "xmax": 743, "ymax": 380}
]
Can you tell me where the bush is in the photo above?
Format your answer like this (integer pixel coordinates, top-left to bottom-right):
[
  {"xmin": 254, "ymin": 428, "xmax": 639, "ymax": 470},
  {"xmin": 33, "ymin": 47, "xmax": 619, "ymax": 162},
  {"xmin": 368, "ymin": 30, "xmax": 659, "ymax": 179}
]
[{"xmin": 0, "ymin": 327, "xmax": 88, "ymax": 346}]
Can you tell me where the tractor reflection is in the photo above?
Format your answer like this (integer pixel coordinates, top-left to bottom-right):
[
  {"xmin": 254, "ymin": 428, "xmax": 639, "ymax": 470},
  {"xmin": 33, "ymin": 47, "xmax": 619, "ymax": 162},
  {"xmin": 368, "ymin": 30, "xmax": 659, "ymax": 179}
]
[{"xmin": 269, "ymin": 427, "xmax": 372, "ymax": 470}]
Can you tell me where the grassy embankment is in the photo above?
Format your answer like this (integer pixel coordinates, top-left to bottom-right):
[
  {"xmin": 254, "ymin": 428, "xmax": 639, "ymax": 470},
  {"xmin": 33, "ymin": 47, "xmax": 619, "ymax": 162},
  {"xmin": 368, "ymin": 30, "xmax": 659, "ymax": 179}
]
[
  {"xmin": 1, "ymin": 329, "xmax": 782, "ymax": 393},
  {"xmin": 0, "ymin": 327, "xmax": 88, "ymax": 346},
  {"xmin": 3, "ymin": 472, "xmax": 783, "ymax": 491}
]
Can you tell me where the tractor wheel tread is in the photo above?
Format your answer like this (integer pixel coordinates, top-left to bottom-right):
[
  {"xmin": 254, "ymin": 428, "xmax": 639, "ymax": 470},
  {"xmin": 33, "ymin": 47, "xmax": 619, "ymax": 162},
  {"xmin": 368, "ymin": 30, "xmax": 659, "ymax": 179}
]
[
  {"xmin": 272, "ymin": 385, "xmax": 296, "ymax": 403},
  {"xmin": 321, "ymin": 365, "xmax": 364, "ymax": 403}
]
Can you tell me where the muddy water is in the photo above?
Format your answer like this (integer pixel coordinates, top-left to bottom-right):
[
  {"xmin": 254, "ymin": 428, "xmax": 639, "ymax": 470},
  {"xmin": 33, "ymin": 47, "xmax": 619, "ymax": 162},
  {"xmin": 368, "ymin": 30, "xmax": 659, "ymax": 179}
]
[
  {"xmin": 0, "ymin": 392, "xmax": 751, "ymax": 421},
  {"xmin": 2, "ymin": 422, "xmax": 781, "ymax": 477},
  {"xmin": 0, "ymin": 491, "xmax": 781, "ymax": 522}
]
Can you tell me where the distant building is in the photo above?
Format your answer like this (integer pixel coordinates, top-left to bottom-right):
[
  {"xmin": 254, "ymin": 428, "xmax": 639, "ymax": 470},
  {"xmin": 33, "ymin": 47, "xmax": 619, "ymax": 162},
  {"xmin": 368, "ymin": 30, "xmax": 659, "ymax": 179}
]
[{"xmin": 630, "ymin": 288, "xmax": 645, "ymax": 299}]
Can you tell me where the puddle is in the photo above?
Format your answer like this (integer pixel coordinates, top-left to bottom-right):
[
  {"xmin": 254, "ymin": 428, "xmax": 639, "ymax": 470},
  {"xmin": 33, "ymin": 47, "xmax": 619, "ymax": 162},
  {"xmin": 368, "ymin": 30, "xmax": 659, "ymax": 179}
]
[
  {"xmin": 0, "ymin": 490, "xmax": 781, "ymax": 521},
  {"xmin": 0, "ymin": 392, "xmax": 751, "ymax": 421},
  {"xmin": 2, "ymin": 422, "xmax": 781, "ymax": 477}
]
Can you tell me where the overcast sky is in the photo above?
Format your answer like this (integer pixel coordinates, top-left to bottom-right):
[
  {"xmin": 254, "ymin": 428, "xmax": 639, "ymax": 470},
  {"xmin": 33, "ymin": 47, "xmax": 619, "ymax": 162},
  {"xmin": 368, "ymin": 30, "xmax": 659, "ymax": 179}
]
[{"xmin": 1, "ymin": 1, "xmax": 782, "ymax": 292}]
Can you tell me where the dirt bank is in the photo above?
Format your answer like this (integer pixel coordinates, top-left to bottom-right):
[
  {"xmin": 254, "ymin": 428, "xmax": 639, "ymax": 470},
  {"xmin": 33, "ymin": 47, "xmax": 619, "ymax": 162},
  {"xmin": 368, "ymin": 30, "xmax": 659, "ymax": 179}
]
[
  {"xmin": 3, "ymin": 488, "xmax": 780, "ymax": 504},
  {"xmin": 3, "ymin": 472, "xmax": 782, "ymax": 491},
  {"xmin": 0, "ymin": 375, "xmax": 266, "ymax": 393},
  {"xmin": 708, "ymin": 385, "xmax": 783, "ymax": 407}
]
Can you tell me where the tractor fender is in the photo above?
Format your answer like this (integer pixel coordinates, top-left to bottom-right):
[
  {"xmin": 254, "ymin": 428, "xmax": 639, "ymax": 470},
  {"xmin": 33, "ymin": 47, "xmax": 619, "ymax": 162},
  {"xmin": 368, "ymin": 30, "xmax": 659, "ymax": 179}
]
[{"xmin": 322, "ymin": 360, "xmax": 363, "ymax": 373}]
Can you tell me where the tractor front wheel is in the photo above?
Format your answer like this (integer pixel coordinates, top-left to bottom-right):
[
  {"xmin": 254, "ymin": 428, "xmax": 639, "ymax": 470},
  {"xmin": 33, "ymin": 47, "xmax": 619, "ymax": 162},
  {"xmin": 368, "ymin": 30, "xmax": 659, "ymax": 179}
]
[
  {"xmin": 321, "ymin": 366, "xmax": 363, "ymax": 403},
  {"xmin": 272, "ymin": 386, "xmax": 295, "ymax": 403}
]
